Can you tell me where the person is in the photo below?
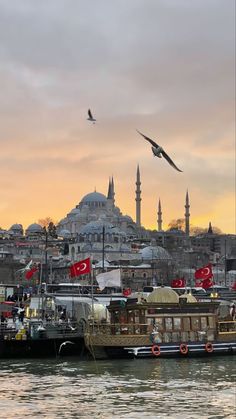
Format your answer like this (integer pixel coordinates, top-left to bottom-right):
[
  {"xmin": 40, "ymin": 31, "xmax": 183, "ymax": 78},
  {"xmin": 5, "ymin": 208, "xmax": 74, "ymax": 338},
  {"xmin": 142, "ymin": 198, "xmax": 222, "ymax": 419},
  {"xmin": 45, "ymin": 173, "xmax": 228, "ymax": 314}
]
[
  {"xmin": 1, "ymin": 313, "xmax": 7, "ymax": 325},
  {"xmin": 18, "ymin": 303, "xmax": 25, "ymax": 323},
  {"xmin": 12, "ymin": 304, "xmax": 19, "ymax": 322}
]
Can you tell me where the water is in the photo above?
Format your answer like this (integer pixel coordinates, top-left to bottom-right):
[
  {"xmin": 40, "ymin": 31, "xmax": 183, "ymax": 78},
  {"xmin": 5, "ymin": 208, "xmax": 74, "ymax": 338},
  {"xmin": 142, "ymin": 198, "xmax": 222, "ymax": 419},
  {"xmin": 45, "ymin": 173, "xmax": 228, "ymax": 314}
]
[{"xmin": 0, "ymin": 356, "xmax": 235, "ymax": 418}]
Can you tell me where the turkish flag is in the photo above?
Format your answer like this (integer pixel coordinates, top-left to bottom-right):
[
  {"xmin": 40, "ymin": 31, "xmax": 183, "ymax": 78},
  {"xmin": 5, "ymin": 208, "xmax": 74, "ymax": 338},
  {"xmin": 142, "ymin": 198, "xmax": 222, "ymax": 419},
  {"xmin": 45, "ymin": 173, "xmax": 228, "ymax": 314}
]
[
  {"xmin": 171, "ymin": 278, "xmax": 186, "ymax": 288},
  {"xmin": 194, "ymin": 264, "xmax": 213, "ymax": 280},
  {"xmin": 25, "ymin": 266, "xmax": 38, "ymax": 280},
  {"xmin": 123, "ymin": 288, "xmax": 132, "ymax": 297},
  {"xmin": 70, "ymin": 258, "xmax": 91, "ymax": 278},
  {"xmin": 201, "ymin": 278, "xmax": 214, "ymax": 289}
]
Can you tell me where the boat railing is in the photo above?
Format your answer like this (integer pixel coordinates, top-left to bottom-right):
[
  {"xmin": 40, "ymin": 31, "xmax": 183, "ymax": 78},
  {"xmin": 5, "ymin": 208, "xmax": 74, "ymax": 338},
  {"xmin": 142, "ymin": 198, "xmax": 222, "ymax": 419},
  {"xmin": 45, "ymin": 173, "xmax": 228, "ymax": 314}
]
[
  {"xmin": 0, "ymin": 320, "xmax": 85, "ymax": 340},
  {"xmin": 218, "ymin": 320, "xmax": 236, "ymax": 334},
  {"xmin": 86, "ymin": 322, "xmax": 214, "ymax": 343}
]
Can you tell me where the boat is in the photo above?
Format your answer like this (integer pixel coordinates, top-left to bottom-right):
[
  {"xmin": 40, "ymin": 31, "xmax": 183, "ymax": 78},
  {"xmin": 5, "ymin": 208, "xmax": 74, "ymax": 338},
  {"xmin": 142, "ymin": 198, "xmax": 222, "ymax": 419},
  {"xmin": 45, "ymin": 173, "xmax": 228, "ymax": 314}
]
[
  {"xmin": 84, "ymin": 287, "xmax": 236, "ymax": 359},
  {"xmin": 0, "ymin": 317, "xmax": 86, "ymax": 358}
]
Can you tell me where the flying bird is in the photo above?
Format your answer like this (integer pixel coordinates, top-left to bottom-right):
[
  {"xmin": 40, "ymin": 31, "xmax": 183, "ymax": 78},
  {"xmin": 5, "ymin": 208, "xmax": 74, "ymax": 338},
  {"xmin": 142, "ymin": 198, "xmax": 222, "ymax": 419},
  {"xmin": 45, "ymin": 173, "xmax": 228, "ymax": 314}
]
[
  {"xmin": 137, "ymin": 130, "xmax": 183, "ymax": 172},
  {"xmin": 58, "ymin": 341, "xmax": 75, "ymax": 356},
  {"xmin": 87, "ymin": 109, "xmax": 96, "ymax": 123}
]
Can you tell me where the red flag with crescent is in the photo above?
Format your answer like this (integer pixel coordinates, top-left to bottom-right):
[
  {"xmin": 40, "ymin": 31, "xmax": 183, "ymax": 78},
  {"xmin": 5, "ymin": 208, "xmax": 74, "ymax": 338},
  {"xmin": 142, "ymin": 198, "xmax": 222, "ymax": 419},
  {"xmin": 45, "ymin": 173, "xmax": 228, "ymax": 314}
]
[
  {"xmin": 25, "ymin": 266, "xmax": 38, "ymax": 280},
  {"xmin": 171, "ymin": 278, "xmax": 186, "ymax": 288},
  {"xmin": 201, "ymin": 278, "xmax": 214, "ymax": 289},
  {"xmin": 194, "ymin": 264, "xmax": 213, "ymax": 280},
  {"xmin": 70, "ymin": 258, "xmax": 91, "ymax": 278}
]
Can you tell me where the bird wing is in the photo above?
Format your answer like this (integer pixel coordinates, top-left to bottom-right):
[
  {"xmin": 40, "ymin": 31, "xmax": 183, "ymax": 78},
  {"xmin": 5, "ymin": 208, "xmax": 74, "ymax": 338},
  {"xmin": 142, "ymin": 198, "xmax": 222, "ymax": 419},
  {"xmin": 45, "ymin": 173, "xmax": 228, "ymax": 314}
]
[
  {"xmin": 161, "ymin": 150, "xmax": 183, "ymax": 172},
  {"xmin": 136, "ymin": 130, "xmax": 160, "ymax": 148},
  {"xmin": 88, "ymin": 109, "xmax": 93, "ymax": 119}
]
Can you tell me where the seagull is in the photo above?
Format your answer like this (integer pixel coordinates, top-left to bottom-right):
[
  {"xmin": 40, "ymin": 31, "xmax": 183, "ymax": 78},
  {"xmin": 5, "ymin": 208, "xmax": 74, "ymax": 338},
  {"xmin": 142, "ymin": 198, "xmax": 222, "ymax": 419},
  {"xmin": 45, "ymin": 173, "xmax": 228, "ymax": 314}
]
[
  {"xmin": 58, "ymin": 341, "xmax": 75, "ymax": 356},
  {"xmin": 87, "ymin": 109, "xmax": 96, "ymax": 123},
  {"xmin": 137, "ymin": 130, "xmax": 183, "ymax": 172}
]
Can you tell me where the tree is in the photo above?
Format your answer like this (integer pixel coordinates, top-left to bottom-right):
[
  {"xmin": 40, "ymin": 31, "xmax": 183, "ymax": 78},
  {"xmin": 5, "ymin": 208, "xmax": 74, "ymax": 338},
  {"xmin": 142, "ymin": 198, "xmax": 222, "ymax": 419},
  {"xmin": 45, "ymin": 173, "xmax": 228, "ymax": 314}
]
[
  {"xmin": 190, "ymin": 225, "xmax": 222, "ymax": 236},
  {"xmin": 38, "ymin": 217, "xmax": 57, "ymax": 228},
  {"xmin": 168, "ymin": 218, "xmax": 185, "ymax": 231}
]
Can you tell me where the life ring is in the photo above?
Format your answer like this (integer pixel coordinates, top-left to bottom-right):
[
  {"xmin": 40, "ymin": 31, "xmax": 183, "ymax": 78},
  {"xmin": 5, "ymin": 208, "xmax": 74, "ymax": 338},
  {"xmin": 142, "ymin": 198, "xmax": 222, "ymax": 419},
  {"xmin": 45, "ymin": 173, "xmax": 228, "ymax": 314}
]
[
  {"xmin": 205, "ymin": 342, "xmax": 214, "ymax": 353},
  {"xmin": 151, "ymin": 344, "xmax": 161, "ymax": 356},
  {"xmin": 180, "ymin": 343, "xmax": 188, "ymax": 355}
]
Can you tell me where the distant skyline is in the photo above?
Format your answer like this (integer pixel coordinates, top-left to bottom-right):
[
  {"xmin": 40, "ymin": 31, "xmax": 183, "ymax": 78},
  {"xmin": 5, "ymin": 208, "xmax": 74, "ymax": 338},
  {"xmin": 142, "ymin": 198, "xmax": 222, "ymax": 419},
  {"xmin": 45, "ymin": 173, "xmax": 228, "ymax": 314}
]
[{"xmin": 0, "ymin": 0, "xmax": 235, "ymax": 233}]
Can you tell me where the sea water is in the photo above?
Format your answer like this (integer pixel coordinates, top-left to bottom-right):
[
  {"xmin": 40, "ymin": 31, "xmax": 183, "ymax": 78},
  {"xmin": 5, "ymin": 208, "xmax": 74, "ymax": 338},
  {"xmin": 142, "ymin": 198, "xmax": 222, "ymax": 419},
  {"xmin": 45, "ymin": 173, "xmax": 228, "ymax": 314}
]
[{"xmin": 0, "ymin": 356, "xmax": 235, "ymax": 418}]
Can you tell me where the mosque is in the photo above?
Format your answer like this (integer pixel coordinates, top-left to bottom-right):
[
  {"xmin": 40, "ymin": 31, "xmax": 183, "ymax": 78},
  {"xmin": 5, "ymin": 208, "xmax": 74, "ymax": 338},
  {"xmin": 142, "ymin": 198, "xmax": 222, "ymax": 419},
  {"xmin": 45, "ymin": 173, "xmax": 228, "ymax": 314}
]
[
  {"xmin": 57, "ymin": 165, "xmax": 190, "ymax": 238},
  {"xmin": 54, "ymin": 165, "xmax": 190, "ymax": 266}
]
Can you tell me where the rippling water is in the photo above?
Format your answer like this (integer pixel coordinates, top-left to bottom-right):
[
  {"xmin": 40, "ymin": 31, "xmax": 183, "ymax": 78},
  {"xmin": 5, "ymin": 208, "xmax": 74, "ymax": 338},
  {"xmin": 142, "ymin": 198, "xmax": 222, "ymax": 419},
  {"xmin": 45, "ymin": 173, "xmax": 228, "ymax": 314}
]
[{"xmin": 0, "ymin": 356, "xmax": 235, "ymax": 418}]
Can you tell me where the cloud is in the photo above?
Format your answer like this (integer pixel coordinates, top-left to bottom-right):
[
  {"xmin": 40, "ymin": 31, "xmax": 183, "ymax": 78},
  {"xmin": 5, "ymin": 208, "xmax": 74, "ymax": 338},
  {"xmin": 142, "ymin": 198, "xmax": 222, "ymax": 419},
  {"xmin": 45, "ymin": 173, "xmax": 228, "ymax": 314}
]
[{"xmin": 0, "ymin": 0, "xmax": 234, "ymax": 232}]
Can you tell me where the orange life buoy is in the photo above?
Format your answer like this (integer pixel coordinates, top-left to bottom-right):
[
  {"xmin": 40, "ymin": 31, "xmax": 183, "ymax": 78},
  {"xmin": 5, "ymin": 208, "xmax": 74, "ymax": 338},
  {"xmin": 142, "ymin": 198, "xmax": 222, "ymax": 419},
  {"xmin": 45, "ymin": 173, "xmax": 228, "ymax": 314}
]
[
  {"xmin": 151, "ymin": 344, "xmax": 161, "ymax": 356},
  {"xmin": 180, "ymin": 343, "xmax": 188, "ymax": 355},
  {"xmin": 205, "ymin": 342, "xmax": 214, "ymax": 353}
]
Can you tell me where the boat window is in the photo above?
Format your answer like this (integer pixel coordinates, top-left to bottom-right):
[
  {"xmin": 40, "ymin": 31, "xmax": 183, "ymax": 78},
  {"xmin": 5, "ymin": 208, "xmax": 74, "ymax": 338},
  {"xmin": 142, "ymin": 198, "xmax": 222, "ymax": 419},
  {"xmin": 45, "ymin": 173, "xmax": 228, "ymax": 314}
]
[
  {"xmin": 208, "ymin": 316, "xmax": 215, "ymax": 328},
  {"xmin": 127, "ymin": 311, "xmax": 135, "ymax": 323},
  {"xmin": 155, "ymin": 318, "xmax": 164, "ymax": 331},
  {"xmin": 165, "ymin": 317, "xmax": 173, "ymax": 331},
  {"xmin": 173, "ymin": 317, "xmax": 181, "ymax": 330},
  {"xmin": 201, "ymin": 317, "xmax": 208, "ymax": 330},
  {"xmin": 183, "ymin": 317, "xmax": 191, "ymax": 331},
  {"xmin": 147, "ymin": 318, "xmax": 154, "ymax": 326},
  {"xmin": 191, "ymin": 317, "xmax": 200, "ymax": 331},
  {"xmin": 112, "ymin": 311, "xmax": 120, "ymax": 324}
]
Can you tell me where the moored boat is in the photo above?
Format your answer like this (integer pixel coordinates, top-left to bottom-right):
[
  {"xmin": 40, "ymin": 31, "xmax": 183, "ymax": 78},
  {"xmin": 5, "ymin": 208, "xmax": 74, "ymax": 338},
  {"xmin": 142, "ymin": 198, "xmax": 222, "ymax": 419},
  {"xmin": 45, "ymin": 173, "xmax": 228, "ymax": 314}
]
[
  {"xmin": 84, "ymin": 287, "xmax": 236, "ymax": 359},
  {"xmin": 0, "ymin": 318, "xmax": 86, "ymax": 358}
]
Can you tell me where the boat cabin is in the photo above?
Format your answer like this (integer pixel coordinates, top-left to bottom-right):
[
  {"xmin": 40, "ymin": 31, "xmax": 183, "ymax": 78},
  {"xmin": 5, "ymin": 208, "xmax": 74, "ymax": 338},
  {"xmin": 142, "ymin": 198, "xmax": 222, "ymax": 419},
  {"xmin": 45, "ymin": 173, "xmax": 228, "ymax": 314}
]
[{"xmin": 106, "ymin": 298, "xmax": 219, "ymax": 343}]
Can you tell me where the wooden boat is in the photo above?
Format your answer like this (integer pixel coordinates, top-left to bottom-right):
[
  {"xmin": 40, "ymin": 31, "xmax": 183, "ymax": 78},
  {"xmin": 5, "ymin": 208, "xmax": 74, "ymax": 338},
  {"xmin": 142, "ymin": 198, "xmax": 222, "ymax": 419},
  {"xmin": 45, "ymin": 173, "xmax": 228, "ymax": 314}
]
[{"xmin": 84, "ymin": 288, "xmax": 236, "ymax": 359}]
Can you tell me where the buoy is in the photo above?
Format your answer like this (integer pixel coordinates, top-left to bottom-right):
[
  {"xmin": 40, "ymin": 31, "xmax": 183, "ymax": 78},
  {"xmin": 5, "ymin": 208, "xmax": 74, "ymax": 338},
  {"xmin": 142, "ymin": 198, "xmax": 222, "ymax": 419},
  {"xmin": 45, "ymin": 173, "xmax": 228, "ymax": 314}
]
[{"xmin": 180, "ymin": 343, "xmax": 188, "ymax": 355}]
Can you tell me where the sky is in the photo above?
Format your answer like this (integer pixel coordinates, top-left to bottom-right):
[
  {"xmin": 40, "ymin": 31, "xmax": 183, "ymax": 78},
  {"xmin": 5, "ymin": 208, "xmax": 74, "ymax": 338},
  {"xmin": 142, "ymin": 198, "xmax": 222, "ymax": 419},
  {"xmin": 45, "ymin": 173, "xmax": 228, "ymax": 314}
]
[{"xmin": 0, "ymin": 0, "xmax": 235, "ymax": 234}]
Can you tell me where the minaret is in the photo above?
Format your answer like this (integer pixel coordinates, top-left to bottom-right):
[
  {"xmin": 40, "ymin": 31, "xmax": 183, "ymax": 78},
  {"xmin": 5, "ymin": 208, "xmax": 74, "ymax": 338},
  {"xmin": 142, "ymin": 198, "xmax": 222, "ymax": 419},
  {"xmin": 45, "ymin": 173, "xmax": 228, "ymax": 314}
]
[
  {"xmin": 111, "ymin": 176, "xmax": 115, "ymax": 207},
  {"xmin": 135, "ymin": 165, "xmax": 141, "ymax": 227},
  {"xmin": 185, "ymin": 190, "xmax": 190, "ymax": 236},
  {"xmin": 207, "ymin": 222, "xmax": 213, "ymax": 234},
  {"xmin": 107, "ymin": 176, "xmax": 115, "ymax": 207},
  {"xmin": 107, "ymin": 177, "xmax": 112, "ymax": 199},
  {"xmin": 157, "ymin": 198, "xmax": 162, "ymax": 231}
]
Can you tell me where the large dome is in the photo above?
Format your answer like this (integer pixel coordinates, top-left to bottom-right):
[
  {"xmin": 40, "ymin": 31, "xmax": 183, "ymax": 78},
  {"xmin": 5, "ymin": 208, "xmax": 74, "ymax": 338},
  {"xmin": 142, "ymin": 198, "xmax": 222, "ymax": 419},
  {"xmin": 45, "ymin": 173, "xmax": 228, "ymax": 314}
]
[
  {"xmin": 81, "ymin": 192, "xmax": 107, "ymax": 203},
  {"xmin": 79, "ymin": 220, "xmax": 114, "ymax": 235},
  {"xmin": 140, "ymin": 246, "xmax": 171, "ymax": 260}
]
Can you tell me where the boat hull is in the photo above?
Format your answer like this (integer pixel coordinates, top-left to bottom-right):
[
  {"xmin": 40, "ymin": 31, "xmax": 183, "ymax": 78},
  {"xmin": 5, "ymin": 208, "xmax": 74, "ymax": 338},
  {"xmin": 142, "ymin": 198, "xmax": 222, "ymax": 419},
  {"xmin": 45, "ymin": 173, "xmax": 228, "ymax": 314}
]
[
  {"xmin": 85, "ymin": 334, "xmax": 236, "ymax": 359},
  {"xmin": 0, "ymin": 336, "xmax": 86, "ymax": 358}
]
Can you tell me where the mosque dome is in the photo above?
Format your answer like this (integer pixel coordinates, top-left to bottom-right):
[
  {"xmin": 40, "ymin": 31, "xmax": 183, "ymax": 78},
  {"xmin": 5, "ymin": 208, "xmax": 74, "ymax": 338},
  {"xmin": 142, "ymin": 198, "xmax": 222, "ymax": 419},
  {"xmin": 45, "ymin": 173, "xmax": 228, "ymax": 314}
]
[
  {"xmin": 166, "ymin": 228, "xmax": 185, "ymax": 235},
  {"xmin": 26, "ymin": 223, "xmax": 43, "ymax": 234},
  {"xmin": 69, "ymin": 208, "xmax": 80, "ymax": 215},
  {"xmin": 9, "ymin": 223, "xmax": 23, "ymax": 231},
  {"xmin": 147, "ymin": 287, "xmax": 179, "ymax": 303},
  {"xmin": 81, "ymin": 192, "xmax": 107, "ymax": 204},
  {"xmin": 79, "ymin": 220, "xmax": 114, "ymax": 235},
  {"xmin": 8, "ymin": 224, "xmax": 23, "ymax": 235},
  {"xmin": 59, "ymin": 229, "xmax": 71, "ymax": 238},
  {"xmin": 140, "ymin": 246, "xmax": 171, "ymax": 261}
]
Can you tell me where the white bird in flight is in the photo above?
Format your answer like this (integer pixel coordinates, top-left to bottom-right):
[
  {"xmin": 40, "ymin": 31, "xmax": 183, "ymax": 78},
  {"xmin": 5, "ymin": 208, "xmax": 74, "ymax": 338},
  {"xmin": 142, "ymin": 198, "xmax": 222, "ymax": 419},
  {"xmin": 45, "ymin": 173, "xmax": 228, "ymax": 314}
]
[
  {"xmin": 87, "ymin": 109, "xmax": 96, "ymax": 123},
  {"xmin": 58, "ymin": 341, "xmax": 75, "ymax": 356},
  {"xmin": 137, "ymin": 130, "xmax": 183, "ymax": 172}
]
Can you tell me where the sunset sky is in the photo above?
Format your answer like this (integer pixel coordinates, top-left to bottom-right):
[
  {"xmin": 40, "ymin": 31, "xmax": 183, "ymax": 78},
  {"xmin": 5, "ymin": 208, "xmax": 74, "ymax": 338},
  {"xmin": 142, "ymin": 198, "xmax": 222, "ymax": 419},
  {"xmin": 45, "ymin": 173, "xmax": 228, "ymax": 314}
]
[{"xmin": 0, "ymin": 0, "xmax": 235, "ymax": 233}]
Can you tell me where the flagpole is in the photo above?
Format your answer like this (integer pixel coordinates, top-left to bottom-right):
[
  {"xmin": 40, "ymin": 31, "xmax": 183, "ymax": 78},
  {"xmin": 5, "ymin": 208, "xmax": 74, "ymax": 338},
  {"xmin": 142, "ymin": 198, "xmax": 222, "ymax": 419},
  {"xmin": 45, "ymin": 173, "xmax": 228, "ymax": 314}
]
[{"xmin": 90, "ymin": 257, "xmax": 95, "ymax": 332}]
